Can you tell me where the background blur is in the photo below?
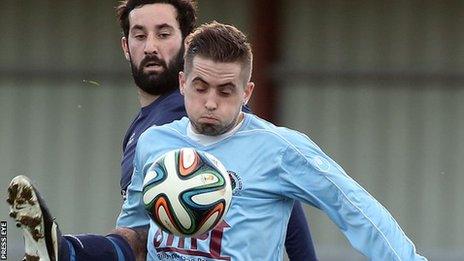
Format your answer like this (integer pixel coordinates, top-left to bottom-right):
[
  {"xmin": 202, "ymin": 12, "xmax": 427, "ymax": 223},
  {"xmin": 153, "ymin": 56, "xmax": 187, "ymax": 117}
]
[{"xmin": 1, "ymin": 0, "xmax": 463, "ymax": 260}]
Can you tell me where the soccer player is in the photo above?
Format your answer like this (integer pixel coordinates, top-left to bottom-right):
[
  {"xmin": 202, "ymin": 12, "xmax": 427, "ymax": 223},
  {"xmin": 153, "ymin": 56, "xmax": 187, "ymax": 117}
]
[
  {"xmin": 119, "ymin": 21, "xmax": 428, "ymax": 260},
  {"xmin": 7, "ymin": 1, "xmax": 317, "ymax": 260}
]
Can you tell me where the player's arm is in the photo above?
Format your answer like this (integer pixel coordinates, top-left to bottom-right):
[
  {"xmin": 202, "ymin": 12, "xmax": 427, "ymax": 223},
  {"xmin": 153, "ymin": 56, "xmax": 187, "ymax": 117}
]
[
  {"xmin": 111, "ymin": 227, "xmax": 148, "ymax": 261},
  {"xmin": 280, "ymin": 145, "xmax": 427, "ymax": 260},
  {"xmin": 285, "ymin": 201, "xmax": 318, "ymax": 261},
  {"xmin": 115, "ymin": 178, "xmax": 150, "ymax": 261},
  {"xmin": 115, "ymin": 183, "xmax": 150, "ymax": 261}
]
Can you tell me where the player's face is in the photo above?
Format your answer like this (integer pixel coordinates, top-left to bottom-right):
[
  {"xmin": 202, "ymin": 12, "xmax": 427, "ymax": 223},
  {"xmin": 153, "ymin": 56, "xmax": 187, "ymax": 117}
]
[
  {"xmin": 121, "ymin": 3, "xmax": 183, "ymax": 96},
  {"xmin": 179, "ymin": 57, "xmax": 254, "ymax": 136}
]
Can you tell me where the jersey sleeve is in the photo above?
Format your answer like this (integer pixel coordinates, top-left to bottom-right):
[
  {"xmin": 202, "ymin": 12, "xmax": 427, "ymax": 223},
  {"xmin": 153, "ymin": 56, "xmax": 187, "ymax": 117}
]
[
  {"xmin": 116, "ymin": 140, "xmax": 150, "ymax": 229},
  {"xmin": 278, "ymin": 137, "xmax": 427, "ymax": 260}
]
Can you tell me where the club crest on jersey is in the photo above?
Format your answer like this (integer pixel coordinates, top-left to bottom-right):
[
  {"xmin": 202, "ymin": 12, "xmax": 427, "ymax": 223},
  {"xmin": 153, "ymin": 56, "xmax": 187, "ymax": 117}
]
[
  {"xmin": 311, "ymin": 156, "xmax": 331, "ymax": 173},
  {"xmin": 227, "ymin": 171, "xmax": 243, "ymax": 196}
]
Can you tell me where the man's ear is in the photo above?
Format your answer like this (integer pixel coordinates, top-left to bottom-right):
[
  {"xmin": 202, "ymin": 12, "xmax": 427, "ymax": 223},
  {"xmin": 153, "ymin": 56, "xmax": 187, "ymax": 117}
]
[
  {"xmin": 179, "ymin": 71, "xmax": 186, "ymax": 95},
  {"xmin": 243, "ymin": 82, "xmax": 255, "ymax": 105},
  {"xmin": 121, "ymin": 37, "xmax": 130, "ymax": 61}
]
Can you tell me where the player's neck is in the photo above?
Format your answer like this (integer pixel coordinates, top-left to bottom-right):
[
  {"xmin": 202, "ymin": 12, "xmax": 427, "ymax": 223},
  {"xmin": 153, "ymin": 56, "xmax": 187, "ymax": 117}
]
[{"xmin": 137, "ymin": 88, "xmax": 160, "ymax": 108}]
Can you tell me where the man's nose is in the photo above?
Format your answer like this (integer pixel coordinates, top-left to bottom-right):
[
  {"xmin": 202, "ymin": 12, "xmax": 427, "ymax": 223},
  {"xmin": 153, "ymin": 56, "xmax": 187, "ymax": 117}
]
[
  {"xmin": 204, "ymin": 93, "xmax": 218, "ymax": 111},
  {"xmin": 144, "ymin": 35, "xmax": 159, "ymax": 55}
]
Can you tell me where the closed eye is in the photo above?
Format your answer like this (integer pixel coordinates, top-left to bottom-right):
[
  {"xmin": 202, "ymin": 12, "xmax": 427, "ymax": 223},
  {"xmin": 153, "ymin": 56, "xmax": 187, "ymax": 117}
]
[
  {"xmin": 218, "ymin": 85, "xmax": 235, "ymax": 96},
  {"xmin": 134, "ymin": 34, "xmax": 146, "ymax": 40},
  {"xmin": 192, "ymin": 77, "xmax": 209, "ymax": 93},
  {"xmin": 195, "ymin": 87, "xmax": 207, "ymax": 93},
  {"xmin": 219, "ymin": 90, "xmax": 232, "ymax": 96},
  {"xmin": 158, "ymin": 32, "xmax": 171, "ymax": 39}
]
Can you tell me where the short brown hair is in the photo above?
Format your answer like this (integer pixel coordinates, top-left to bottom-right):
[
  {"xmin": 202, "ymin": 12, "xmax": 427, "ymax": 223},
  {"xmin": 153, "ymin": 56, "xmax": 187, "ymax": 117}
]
[
  {"xmin": 116, "ymin": 0, "xmax": 197, "ymax": 39},
  {"xmin": 184, "ymin": 21, "xmax": 253, "ymax": 81}
]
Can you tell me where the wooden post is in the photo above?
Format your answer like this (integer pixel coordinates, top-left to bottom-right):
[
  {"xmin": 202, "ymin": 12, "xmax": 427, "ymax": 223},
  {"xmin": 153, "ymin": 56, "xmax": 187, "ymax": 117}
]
[{"xmin": 249, "ymin": 0, "xmax": 280, "ymax": 122}]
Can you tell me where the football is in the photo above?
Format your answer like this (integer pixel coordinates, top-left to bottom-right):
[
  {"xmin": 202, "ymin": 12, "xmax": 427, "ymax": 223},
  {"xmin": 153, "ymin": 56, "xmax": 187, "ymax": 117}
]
[{"xmin": 142, "ymin": 148, "xmax": 232, "ymax": 237}]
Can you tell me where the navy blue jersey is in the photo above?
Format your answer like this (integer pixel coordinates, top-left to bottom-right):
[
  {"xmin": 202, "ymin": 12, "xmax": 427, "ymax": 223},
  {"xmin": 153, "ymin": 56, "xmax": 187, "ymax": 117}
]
[{"xmin": 121, "ymin": 90, "xmax": 186, "ymax": 195}]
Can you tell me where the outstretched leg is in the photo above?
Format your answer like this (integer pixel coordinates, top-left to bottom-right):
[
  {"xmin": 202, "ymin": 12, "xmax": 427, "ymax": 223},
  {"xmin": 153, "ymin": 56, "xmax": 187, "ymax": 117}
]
[
  {"xmin": 7, "ymin": 175, "xmax": 139, "ymax": 261},
  {"xmin": 7, "ymin": 175, "xmax": 61, "ymax": 261}
]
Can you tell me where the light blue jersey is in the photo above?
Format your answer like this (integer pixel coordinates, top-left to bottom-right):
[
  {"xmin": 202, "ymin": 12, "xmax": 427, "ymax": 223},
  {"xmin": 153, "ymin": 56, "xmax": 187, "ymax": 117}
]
[{"xmin": 117, "ymin": 113, "xmax": 426, "ymax": 260}]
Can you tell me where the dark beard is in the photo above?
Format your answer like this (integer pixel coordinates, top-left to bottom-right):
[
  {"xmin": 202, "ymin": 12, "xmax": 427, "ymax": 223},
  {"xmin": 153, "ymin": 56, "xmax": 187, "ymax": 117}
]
[{"xmin": 130, "ymin": 49, "xmax": 184, "ymax": 96}]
